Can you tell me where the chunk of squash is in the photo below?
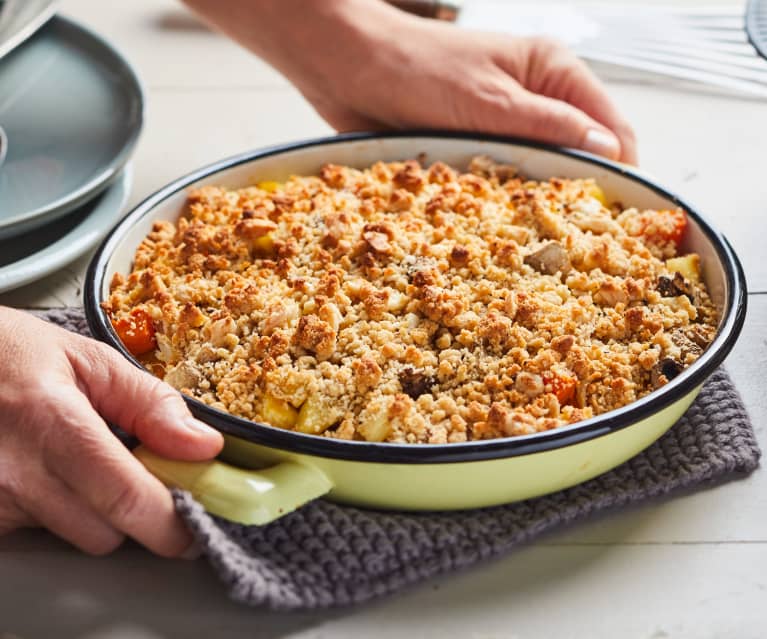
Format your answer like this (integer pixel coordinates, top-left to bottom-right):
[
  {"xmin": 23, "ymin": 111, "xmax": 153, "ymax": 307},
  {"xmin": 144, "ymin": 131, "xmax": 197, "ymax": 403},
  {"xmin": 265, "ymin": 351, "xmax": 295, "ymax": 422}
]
[
  {"xmin": 252, "ymin": 233, "xmax": 275, "ymax": 257},
  {"xmin": 587, "ymin": 183, "xmax": 608, "ymax": 206},
  {"xmin": 358, "ymin": 406, "xmax": 391, "ymax": 442},
  {"xmin": 257, "ymin": 180, "xmax": 282, "ymax": 193},
  {"xmin": 666, "ymin": 253, "xmax": 700, "ymax": 283},
  {"xmin": 260, "ymin": 394, "xmax": 299, "ymax": 429},
  {"xmin": 295, "ymin": 394, "xmax": 342, "ymax": 435}
]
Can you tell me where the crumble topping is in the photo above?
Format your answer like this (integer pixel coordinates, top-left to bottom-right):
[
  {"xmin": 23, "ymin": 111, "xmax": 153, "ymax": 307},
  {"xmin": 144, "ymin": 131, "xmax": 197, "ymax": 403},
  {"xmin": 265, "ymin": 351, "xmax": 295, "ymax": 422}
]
[{"xmin": 104, "ymin": 156, "xmax": 717, "ymax": 444}]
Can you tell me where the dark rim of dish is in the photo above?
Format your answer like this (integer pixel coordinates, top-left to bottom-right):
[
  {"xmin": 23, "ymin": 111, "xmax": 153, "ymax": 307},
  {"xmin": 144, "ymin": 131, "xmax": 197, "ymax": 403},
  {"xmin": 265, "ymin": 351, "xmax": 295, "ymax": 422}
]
[{"xmin": 85, "ymin": 131, "xmax": 748, "ymax": 464}]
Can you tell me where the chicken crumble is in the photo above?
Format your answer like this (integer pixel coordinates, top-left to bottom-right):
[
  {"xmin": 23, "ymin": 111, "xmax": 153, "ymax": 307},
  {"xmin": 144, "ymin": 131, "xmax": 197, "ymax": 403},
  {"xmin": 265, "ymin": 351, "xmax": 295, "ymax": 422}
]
[{"xmin": 104, "ymin": 156, "xmax": 717, "ymax": 444}]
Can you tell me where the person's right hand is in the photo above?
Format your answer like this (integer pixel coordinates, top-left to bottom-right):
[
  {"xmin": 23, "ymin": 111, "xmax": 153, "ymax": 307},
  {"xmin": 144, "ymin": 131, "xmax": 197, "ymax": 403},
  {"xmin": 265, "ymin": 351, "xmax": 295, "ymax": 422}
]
[
  {"xmin": 183, "ymin": 0, "xmax": 637, "ymax": 164},
  {"xmin": 297, "ymin": 21, "xmax": 639, "ymax": 165},
  {"xmin": 0, "ymin": 307, "xmax": 224, "ymax": 556}
]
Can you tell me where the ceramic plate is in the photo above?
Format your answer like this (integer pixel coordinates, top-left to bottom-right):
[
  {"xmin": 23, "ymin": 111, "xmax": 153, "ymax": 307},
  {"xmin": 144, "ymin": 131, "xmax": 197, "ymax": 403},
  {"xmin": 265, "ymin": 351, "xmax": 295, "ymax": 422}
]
[
  {"xmin": 0, "ymin": 164, "xmax": 131, "ymax": 294},
  {"xmin": 0, "ymin": 14, "xmax": 142, "ymax": 240},
  {"xmin": 0, "ymin": 0, "xmax": 59, "ymax": 61}
]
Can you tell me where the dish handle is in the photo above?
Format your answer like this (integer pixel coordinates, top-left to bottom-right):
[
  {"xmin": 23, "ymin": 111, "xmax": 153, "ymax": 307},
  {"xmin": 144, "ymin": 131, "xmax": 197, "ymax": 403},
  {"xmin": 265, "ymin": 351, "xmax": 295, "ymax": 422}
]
[{"xmin": 134, "ymin": 446, "xmax": 333, "ymax": 525}]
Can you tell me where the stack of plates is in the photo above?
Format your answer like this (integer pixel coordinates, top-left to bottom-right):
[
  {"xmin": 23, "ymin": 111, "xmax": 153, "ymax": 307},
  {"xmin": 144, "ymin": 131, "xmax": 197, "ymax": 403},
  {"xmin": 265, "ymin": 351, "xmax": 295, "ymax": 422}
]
[{"xmin": 0, "ymin": 5, "xmax": 142, "ymax": 293}]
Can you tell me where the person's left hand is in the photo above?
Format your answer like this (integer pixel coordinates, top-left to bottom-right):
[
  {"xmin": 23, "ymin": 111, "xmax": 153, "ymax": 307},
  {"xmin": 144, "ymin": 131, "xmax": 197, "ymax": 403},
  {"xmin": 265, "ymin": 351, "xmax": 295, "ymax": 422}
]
[{"xmin": 0, "ymin": 307, "xmax": 223, "ymax": 556}]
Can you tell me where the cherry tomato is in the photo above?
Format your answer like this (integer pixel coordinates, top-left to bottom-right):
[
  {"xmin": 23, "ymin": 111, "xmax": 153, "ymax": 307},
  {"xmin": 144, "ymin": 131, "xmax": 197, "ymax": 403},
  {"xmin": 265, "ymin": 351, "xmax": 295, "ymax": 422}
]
[
  {"xmin": 544, "ymin": 372, "xmax": 577, "ymax": 406},
  {"xmin": 640, "ymin": 209, "xmax": 687, "ymax": 248},
  {"xmin": 112, "ymin": 308, "xmax": 156, "ymax": 356}
]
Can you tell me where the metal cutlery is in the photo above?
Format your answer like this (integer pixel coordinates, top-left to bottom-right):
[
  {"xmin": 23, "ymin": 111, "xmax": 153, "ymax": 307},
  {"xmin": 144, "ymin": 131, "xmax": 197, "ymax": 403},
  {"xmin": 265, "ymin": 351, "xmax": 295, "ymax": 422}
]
[{"xmin": 395, "ymin": 1, "xmax": 767, "ymax": 99}]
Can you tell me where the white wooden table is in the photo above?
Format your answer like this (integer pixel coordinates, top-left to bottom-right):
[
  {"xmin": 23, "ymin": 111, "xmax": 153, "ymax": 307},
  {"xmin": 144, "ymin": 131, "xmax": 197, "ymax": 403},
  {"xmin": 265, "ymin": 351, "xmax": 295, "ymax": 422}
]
[{"xmin": 1, "ymin": 1, "xmax": 766, "ymax": 637}]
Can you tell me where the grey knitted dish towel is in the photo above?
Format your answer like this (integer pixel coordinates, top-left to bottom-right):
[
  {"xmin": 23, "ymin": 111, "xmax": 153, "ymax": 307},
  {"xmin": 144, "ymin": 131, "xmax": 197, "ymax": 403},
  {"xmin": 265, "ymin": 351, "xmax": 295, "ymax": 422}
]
[{"xmin": 39, "ymin": 307, "xmax": 761, "ymax": 610}]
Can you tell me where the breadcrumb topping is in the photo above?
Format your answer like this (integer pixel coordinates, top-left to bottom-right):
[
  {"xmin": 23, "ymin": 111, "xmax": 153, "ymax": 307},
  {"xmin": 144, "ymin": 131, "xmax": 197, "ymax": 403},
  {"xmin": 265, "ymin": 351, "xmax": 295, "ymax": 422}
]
[{"xmin": 104, "ymin": 156, "xmax": 717, "ymax": 444}]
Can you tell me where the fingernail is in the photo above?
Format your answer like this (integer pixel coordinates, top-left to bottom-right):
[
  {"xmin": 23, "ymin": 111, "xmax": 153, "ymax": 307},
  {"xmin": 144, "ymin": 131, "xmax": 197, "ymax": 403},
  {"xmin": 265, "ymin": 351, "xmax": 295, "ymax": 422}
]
[
  {"xmin": 583, "ymin": 128, "xmax": 621, "ymax": 160},
  {"xmin": 183, "ymin": 417, "xmax": 219, "ymax": 437},
  {"xmin": 181, "ymin": 540, "xmax": 203, "ymax": 560}
]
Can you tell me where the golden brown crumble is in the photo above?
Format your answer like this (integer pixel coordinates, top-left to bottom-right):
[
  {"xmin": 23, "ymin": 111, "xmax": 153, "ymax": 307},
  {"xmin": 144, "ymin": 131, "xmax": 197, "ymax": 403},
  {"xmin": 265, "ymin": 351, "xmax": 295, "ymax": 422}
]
[{"xmin": 104, "ymin": 156, "xmax": 717, "ymax": 444}]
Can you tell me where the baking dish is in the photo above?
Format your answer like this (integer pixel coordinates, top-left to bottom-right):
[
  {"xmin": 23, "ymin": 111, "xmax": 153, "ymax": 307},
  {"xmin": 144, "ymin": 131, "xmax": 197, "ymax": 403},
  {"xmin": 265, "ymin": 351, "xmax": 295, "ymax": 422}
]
[{"xmin": 84, "ymin": 132, "xmax": 747, "ymax": 524}]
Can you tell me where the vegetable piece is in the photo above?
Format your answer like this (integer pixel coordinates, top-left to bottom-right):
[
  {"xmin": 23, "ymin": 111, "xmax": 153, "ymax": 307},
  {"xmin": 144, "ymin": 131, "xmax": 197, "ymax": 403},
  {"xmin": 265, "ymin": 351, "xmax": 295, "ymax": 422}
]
[
  {"xmin": 638, "ymin": 209, "xmax": 687, "ymax": 248},
  {"xmin": 295, "ymin": 394, "xmax": 342, "ymax": 435},
  {"xmin": 112, "ymin": 308, "xmax": 156, "ymax": 356},
  {"xmin": 252, "ymin": 234, "xmax": 275, "ymax": 257},
  {"xmin": 543, "ymin": 370, "xmax": 577, "ymax": 406},
  {"xmin": 657, "ymin": 271, "xmax": 696, "ymax": 302},
  {"xmin": 257, "ymin": 181, "xmax": 281, "ymax": 193},
  {"xmin": 260, "ymin": 394, "xmax": 299, "ymax": 429},
  {"xmin": 587, "ymin": 183, "xmax": 607, "ymax": 206},
  {"xmin": 358, "ymin": 405, "xmax": 391, "ymax": 442},
  {"xmin": 666, "ymin": 254, "xmax": 700, "ymax": 283}
]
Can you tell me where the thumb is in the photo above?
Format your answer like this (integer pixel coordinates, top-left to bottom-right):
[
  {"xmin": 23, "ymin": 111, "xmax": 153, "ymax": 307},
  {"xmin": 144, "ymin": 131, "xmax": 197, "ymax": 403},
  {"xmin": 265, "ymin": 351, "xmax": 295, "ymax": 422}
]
[
  {"xmin": 493, "ymin": 89, "xmax": 622, "ymax": 161},
  {"xmin": 67, "ymin": 339, "xmax": 224, "ymax": 461}
]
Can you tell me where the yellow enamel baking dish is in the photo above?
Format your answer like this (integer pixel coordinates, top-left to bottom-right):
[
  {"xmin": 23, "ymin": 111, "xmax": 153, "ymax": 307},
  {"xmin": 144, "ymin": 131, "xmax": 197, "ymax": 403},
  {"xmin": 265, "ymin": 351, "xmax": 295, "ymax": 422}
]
[{"xmin": 84, "ymin": 133, "xmax": 747, "ymax": 525}]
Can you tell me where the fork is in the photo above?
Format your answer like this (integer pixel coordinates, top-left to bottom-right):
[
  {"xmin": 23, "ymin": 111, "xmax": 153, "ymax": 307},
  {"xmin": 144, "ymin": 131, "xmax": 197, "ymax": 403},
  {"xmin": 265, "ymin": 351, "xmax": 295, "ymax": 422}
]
[{"xmin": 420, "ymin": 1, "xmax": 767, "ymax": 99}]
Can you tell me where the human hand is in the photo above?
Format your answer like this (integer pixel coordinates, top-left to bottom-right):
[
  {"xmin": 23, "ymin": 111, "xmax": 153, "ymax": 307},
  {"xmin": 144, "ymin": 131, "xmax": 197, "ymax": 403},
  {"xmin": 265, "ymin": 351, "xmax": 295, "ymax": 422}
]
[
  {"xmin": 304, "ymin": 25, "xmax": 638, "ymax": 164},
  {"xmin": 183, "ymin": 0, "xmax": 636, "ymax": 164},
  {"xmin": 0, "ymin": 307, "xmax": 223, "ymax": 556}
]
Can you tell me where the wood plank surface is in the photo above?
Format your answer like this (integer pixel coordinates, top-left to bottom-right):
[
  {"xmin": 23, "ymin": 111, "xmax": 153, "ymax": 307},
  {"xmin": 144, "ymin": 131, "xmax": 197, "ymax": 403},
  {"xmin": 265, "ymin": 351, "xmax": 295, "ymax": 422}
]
[{"xmin": 1, "ymin": 0, "xmax": 765, "ymax": 637}]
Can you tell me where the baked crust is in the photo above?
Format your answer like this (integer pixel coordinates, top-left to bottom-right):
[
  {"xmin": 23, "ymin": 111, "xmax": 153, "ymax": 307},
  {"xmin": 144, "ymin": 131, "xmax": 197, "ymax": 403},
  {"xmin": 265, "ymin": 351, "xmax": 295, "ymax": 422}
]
[{"xmin": 104, "ymin": 157, "xmax": 717, "ymax": 444}]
